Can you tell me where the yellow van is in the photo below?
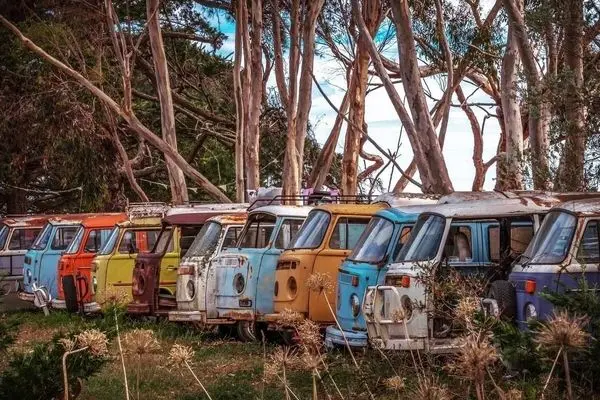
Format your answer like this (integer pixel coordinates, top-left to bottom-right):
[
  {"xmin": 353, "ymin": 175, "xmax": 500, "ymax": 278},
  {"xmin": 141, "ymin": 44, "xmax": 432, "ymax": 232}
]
[{"xmin": 266, "ymin": 203, "xmax": 387, "ymax": 326}]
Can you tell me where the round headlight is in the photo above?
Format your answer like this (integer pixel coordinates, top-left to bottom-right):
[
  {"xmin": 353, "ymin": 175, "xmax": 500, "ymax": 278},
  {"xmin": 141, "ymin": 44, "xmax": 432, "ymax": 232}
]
[
  {"xmin": 350, "ymin": 294, "xmax": 360, "ymax": 317},
  {"xmin": 234, "ymin": 273, "xmax": 245, "ymax": 294},
  {"xmin": 525, "ymin": 303, "xmax": 537, "ymax": 321},
  {"xmin": 92, "ymin": 276, "xmax": 97, "ymax": 293},
  {"xmin": 287, "ymin": 277, "xmax": 297, "ymax": 297},
  {"xmin": 274, "ymin": 281, "xmax": 279, "ymax": 297},
  {"xmin": 186, "ymin": 280, "xmax": 195, "ymax": 299},
  {"xmin": 401, "ymin": 296, "xmax": 413, "ymax": 320}
]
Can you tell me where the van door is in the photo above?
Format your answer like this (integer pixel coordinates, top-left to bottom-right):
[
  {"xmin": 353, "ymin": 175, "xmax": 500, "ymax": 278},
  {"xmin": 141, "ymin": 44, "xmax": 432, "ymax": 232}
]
[
  {"xmin": 255, "ymin": 218, "xmax": 303, "ymax": 315},
  {"xmin": 308, "ymin": 216, "xmax": 370, "ymax": 322}
]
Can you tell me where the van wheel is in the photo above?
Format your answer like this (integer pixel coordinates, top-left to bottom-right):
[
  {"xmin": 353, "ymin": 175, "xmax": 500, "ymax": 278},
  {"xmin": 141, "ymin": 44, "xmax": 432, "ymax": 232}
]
[
  {"xmin": 488, "ymin": 280, "xmax": 516, "ymax": 320},
  {"xmin": 236, "ymin": 321, "xmax": 257, "ymax": 342}
]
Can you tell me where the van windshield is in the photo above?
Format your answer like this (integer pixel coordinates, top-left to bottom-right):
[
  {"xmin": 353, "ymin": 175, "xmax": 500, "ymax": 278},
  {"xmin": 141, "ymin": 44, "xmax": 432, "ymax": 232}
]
[
  {"xmin": 289, "ymin": 210, "xmax": 330, "ymax": 249},
  {"xmin": 0, "ymin": 225, "xmax": 8, "ymax": 250},
  {"xmin": 186, "ymin": 222, "xmax": 222, "ymax": 257},
  {"xmin": 98, "ymin": 226, "xmax": 120, "ymax": 255},
  {"xmin": 348, "ymin": 217, "xmax": 394, "ymax": 263},
  {"xmin": 396, "ymin": 214, "xmax": 445, "ymax": 262},
  {"xmin": 65, "ymin": 226, "xmax": 85, "ymax": 254},
  {"xmin": 31, "ymin": 223, "xmax": 52, "ymax": 250},
  {"xmin": 523, "ymin": 211, "xmax": 577, "ymax": 265}
]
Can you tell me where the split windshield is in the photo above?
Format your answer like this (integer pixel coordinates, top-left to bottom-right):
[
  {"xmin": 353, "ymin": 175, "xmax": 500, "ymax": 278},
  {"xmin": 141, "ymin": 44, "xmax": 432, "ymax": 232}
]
[
  {"xmin": 98, "ymin": 226, "xmax": 120, "ymax": 255},
  {"xmin": 290, "ymin": 210, "xmax": 330, "ymax": 249},
  {"xmin": 0, "ymin": 225, "xmax": 8, "ymax": 250},
  {"xmin": 348, "ymin": 217, "xmax": 394, "ymax": 263},
  {"xmin": 31, "ymin": 223, "xmax": 52, "ymax": 250},
  {"xmin": 522, "ymin": 211, "xmax": 577, "ymax": 265},
  {"xmin": 396, "ymin": 214, "xmax": 445, "ymax": 262},
  {"xmin": 186, "ymin": 222, "xmax": 222, "ymax": 258}
]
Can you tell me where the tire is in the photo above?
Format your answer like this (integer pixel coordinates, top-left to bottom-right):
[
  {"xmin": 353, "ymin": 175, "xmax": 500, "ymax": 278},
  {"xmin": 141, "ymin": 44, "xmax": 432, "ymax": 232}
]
[
  {"xmin": 236, "ymin": 321, "xmax": 257, "ymax": 342},
  {"xmin": 488, "ymin": 280, "xmax": 516, "ymax": 320}
]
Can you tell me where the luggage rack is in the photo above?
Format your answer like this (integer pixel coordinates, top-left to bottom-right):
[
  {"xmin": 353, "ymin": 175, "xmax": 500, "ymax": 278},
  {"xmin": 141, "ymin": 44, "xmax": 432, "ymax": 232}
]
[
  {"xmin": 248, "ymin": 193, "xmax": 373, "ymax": 210},
  {"xmin": 126, "ymin": 202, "xmax": 169, "ymax": 219}
]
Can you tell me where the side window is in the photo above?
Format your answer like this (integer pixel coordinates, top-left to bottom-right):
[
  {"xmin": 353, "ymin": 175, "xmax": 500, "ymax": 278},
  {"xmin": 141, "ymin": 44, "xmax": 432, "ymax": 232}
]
[
  {"xmin": 329, "ymin": 218, "xmax": 370, "ymax": 250},
  {"xmin": 392, "ymin": 226, "xmax": 412, "ymax": 260},
  {"xmin": 8, "ymin": 228, "xmax": 41, "ymax": 250},
  {"xmin": 51, "ymin": 227, "xmax": 79, "ymax": 250},
  {"xmin": 84, "ymin": 229, "xmax": 112, "ymax": 253},
  {"xmin": 275, "ymin": 219, "xmax": 304, "ymax": 249},
  {"xmin": 577, "ymin": 221, "xmax": 600, "ymax": 264},
  {"xmin": 222, "ymin": 227, "xmax": 241, "ymax": 249},
  {"xmin": 444, "ymin": 225, "xmax": 473, "ymax": 263}
]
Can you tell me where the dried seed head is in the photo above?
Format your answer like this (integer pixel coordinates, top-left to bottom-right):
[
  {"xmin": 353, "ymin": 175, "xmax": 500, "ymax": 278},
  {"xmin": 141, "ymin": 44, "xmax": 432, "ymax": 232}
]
[
  {"xmin": 59, "ymin": 338, "xmax": 76, "ymax": 352},
  {"xmin": 296, "ymin": 320, "xmax": 322, "ymax": 351},
  {"xmin": 306, "ymin": 273, "xmax": 333, "ymax": 294},
  {"xmin": 535, "ymin": 311, "xmax": 589, "ymax": 350},
  {"xmin": 123, "ymin": 329, "xmax": 160, "ymax": 356},
  {"xmin": 455, "ymin": 297, "xmax": 479, "ymax": 325},
  {"xmin": 415, "ymin": 376, "xmax": 451, "ymax": 400},
  {"xmin": 76, "ymin": 329, "xmax": 109, "ymax": 357},
  {"xmin": 452, "ymin": 334, "xmax": 498, "ymax": 382},
  {"xmin": 277, "ymin": 308, "xmax": 304, "ymax": 327},
  {"xmin": 167, "ymin": 344, "xmax": 195, "ymax": 367},
  {"xmin": 384, "ymin": 376, "xmax": 405, "ymax": 392}
]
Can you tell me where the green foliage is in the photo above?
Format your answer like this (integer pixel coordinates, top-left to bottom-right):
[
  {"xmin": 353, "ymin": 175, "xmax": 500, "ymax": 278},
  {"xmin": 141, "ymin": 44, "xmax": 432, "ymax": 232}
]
[{"xmin": 0, "ymin": 332, "xmax": 108, "ymax": 400}]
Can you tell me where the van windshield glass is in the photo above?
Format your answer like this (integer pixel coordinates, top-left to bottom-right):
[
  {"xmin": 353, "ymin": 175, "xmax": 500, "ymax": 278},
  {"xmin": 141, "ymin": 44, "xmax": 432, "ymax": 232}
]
[
  {"xmin": 523, "ymin": 211, "xmax": 577, "ymax": 265},
  {"xmin": 31, "ymin": 223, "xmax": 52, "ymax": 250},
  {"xmin": 186, "ymin": 222, "xmax": 222, "ymax": 257},
  {"xmin": 0, "ymin": 225, "xmax": 8, "ymax": 249},
  {"xmin": 396, "ymin": 214, "xmax": 445, "ymax": 262},
  {"xmin": 290, "ymin": 210, "xmax": 329, "ymax": 249},
  {"xmin": 65, "ymin": 226, "xmax": 85, "ymax": 254},
  {"xmin": 99, "ymin": 226, "xmax": 120, "ymax": 255},
  {"xmin": 348, "ymin": 217, "xmax": 394, "ymax": 263}
]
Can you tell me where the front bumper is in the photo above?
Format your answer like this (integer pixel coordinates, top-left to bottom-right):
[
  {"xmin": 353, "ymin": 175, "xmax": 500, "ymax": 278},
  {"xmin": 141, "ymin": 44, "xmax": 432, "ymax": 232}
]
[
  {"xmin": 169, "ymin": 310, "xmax": 206, "ymax": 322},
  {"xmin": 17, "ymin": 291, "xmax": 35, "ymax": 302},
  {"xmin": 324, "ymin": 326, "xmax": 368, "ymax": 348}
]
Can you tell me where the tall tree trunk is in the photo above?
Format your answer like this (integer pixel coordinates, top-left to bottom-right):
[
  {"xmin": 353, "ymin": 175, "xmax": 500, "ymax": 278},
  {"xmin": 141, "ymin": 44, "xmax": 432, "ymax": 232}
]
[
  {"xmin": 342, "ymin": 0, "xmax": 382, "ymax": 195},
  {"xmin": 503, "ymin": 0, "xmax": 551, "ymax": 190},
  {"xmin": 245, "ymin": 0, "xmax": 264, "ymax": 193},
  {"xmin": 147, "ymin": 0, "xmax": 188, "ymax": 204},
  {"xmin": 389, "ymin": 0, "xmax": 454, "ymax": 194},
  {"xmin": 233, "ymin": 0, "xmax": 246, "ymax": 202},
  {"xmin": 497, "ymin": 7, "xmax": 524, "ymax": 190},
  {"xmin": 555, "ymin": 0, "xmax": 586, "ymax": 190}
]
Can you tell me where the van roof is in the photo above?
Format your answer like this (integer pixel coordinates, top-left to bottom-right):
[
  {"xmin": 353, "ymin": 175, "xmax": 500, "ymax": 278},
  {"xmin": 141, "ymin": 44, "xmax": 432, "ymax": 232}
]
[
  {"xmin": 249, "ymin": 205, "xmax": 312, "ymax": 218},
  {"xmin": 554, "ymin": 198, "xmax": 600, "ymax": 216},
  {"xmin": 400, "ymin": 198, "xmax": 553, "ymax": 219},
  {"xmin": 313, "ymin": 203, "xmax": 388, "ymax": 215},
  {"xmin": 164, "ymin": 203, "xmax": 248, "ymax": 225}
]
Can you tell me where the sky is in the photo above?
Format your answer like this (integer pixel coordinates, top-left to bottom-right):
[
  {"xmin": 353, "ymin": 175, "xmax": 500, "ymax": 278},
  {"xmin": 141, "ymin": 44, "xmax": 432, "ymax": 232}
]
[{"xmin": 206, "ymin": 9, "xmax": 501, "ymax": 193}]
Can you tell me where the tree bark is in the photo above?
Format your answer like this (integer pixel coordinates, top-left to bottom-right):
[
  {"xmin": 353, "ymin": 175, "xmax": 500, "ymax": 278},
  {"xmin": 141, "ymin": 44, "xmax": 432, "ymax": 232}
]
[
  {"xmin": 0, "ymin": 15, "xmax": 231, "ymax": 203},
  {"xmin": 496, "ymin": 7, "xmax": 524, "ymax": 191},
  {"xmin": 555, "ymin": 0, "xmax": 586, "ymax": 191},
  {"xmin": 503, "ymin": 0, "xmax": 551, "ymax": 190},
  {"xmin": 147, "ymin": 0, "xmax": 189, "ymax": 204},
  {"xmin": 342, "ymin": 0, "xmax": 382, "ymax": 195}
]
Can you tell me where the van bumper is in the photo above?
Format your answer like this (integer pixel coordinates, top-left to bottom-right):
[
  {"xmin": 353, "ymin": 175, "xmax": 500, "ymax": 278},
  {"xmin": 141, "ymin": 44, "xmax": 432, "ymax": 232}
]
[{"xmin": 324, "ymin": 326, "xmax": 368, "ymax": 348}]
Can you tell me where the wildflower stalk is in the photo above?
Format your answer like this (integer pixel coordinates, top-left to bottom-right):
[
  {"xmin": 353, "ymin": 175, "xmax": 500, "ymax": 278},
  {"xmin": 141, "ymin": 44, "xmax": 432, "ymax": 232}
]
[
  {"xmin": 62, "ymin": 347, "xmax": 88, "ymax": 400},
  {"xmin": 114, "ymin": 308, "xmax": 130, "ymax": 400}
]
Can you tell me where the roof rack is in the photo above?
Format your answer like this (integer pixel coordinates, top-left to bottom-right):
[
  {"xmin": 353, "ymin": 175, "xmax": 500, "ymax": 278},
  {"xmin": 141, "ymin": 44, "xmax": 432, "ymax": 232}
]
[{"xmin": 126, "ymin": 202, "xmax": 169, "ymax": 219}]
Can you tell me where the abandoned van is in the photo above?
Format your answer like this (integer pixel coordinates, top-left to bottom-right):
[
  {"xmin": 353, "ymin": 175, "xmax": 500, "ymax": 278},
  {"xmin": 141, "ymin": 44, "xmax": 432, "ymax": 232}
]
[
  {"xmin": 362, "ymin": 198, "xmax": 552, "ymax": 353},
  {"xmin": 20, "ymin": 214, "xmax": 95, "ymax": 302},
  {"xmin": 503, "ymin": 198, "xmax": 600, "ymax": 329},
  {"xmin": 89, "ymin": 207, "xmax": 166, "ymax": 312},
  {"xmin": 168, "ymin": 213, "xmax": 247, "ymax": 323},
  {"xmin": 266, "ymin": 203, "xmax": 387, "ymax": 330},
  {"xmin": 127, "ymin": 203, "xmax": 248, "ymax": 317},
  {"xmin": 324, "ymin": 205, "xmax": 437, "ymax": 348},
  {"xmin": 52, "ymin": 213, "xmax": 127, "ymax": 312},
  {"xmin": 207, "ymin": 205, "xmax": 311, "ymax": 341},
  {"xmin": 0, "ymin": 215, "xmax": 49, "ymax": 294}
]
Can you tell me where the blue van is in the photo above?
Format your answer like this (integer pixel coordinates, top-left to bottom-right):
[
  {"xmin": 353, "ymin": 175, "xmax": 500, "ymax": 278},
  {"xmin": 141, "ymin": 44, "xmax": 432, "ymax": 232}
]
[
  {"xmin": 206, "ymin": 205, "xmax": 310, "ymax": 341},
  {"xmin": 19, "ymin": 216, "xmax": 88, "ymax": 302},
  {"xmin": 324, "ymin": 206, "xmax": 435, "ymax": 348},
  {"xmin": 505, "ymin": 199, "xmax": 600, "ymax": 329}
]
